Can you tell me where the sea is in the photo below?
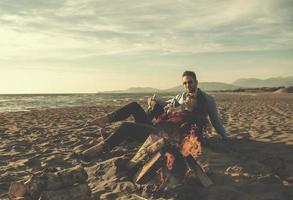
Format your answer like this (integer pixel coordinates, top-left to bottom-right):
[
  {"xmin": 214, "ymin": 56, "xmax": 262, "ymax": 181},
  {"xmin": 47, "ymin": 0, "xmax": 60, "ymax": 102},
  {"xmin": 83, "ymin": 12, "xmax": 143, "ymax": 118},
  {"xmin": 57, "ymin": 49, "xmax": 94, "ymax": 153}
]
[{"xmin": 0, "ymin": 93, "xmax": 176, "ymax": 113}]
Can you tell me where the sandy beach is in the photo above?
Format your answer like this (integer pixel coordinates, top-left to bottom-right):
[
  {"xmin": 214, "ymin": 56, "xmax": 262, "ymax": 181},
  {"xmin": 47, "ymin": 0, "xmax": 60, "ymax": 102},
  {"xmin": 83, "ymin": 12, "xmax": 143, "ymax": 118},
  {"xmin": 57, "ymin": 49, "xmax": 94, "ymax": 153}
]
[{"xmin": 0, "ymin": 93, "xmax": 292, "ymax": 200}]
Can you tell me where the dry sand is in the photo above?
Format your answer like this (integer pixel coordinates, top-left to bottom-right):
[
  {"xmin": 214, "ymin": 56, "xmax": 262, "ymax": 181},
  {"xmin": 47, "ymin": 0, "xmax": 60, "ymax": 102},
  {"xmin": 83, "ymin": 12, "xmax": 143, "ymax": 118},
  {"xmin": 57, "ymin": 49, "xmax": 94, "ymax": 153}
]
[{"xmin": 0, "ymin": 93, "xmax": 292, "ymax": 200}]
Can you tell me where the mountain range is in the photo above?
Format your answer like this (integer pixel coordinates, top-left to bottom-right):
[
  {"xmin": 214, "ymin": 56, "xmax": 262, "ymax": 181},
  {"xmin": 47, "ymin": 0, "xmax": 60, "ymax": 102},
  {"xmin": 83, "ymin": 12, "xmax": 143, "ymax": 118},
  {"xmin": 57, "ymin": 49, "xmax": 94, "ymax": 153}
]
[
  {"xmin": 232, "ymin": 76, "xmax": 293, "ymax": 88},
  {"xmin": 101, "ymin": 76, "xmax": 293, "ymax": 93}
]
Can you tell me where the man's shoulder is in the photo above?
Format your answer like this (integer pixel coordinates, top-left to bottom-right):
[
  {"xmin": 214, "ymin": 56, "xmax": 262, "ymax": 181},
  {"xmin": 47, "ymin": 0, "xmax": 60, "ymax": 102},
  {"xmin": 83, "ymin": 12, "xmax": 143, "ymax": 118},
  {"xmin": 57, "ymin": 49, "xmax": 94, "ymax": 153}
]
[
  {"xmin": 198, "ymin": 89, "xmax": 212, "ymax": 98},
  {"xmin": 198, "ymin": 89, "xmax": 215, "ymax": 103}
]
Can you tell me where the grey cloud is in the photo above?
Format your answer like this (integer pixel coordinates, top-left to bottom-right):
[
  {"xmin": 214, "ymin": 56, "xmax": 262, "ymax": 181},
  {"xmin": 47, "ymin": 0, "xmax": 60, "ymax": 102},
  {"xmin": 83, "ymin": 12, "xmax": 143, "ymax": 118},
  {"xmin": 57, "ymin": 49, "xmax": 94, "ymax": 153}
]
[
  {"xmin": 0, "ymin": 0, "xmax": 292, "ymax": 58},
  {"xmin": 0, "ymin": 0, "xmax": 65, "ymax": 10}
]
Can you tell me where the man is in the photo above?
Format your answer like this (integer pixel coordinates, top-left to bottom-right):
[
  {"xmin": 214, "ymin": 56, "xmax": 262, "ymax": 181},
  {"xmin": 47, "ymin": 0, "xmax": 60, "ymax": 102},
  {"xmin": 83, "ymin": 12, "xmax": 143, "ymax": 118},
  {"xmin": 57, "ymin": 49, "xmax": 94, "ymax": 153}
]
[
  {"xmin": 148, "ymin": 71, "xmax": 228, "ymax": 141},
  {"xmin": 87, "ymin": 71, "xmax": 228, "ymax": 141}
]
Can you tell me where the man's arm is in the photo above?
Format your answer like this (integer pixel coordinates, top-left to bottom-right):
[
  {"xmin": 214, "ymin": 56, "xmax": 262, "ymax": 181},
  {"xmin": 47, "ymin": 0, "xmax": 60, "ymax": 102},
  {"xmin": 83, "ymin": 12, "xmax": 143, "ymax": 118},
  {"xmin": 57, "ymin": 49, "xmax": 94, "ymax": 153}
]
[
  {"xmin": 206, "ymin": 95, "xmax": 228, "ymax": 140},
  {"xmin": 151, "ymin": 93, "xmax": 184, "ymax": 108},
  {"xmin": 146, "ymin": 93, "xmax": 184, "ymax": 120}
]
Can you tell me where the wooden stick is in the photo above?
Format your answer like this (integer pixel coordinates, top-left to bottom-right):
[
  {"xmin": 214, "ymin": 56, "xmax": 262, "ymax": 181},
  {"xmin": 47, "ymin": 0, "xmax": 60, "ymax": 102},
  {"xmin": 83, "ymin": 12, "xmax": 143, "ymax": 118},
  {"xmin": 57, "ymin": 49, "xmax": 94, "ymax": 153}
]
[
  {"xmin": 133, "ymin": 152, "xmax": 163, "ymax": 184},
  {"xmin": 185, "ymin": 155, "xmax": 213, "ymax": 187},
  {"xmin": 132, "ymin": 194, "xmax": 148, "ymax": 200},
  {"xmin": 129, "ymin": 135, "xmax": 164, "ymax": 168}
]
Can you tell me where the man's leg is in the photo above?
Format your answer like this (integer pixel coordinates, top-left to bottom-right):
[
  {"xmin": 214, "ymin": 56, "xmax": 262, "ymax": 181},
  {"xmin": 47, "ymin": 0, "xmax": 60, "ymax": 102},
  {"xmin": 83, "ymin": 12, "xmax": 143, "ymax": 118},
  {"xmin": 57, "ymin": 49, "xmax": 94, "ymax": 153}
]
[
  {"xmin": 146, "ymin": 103, "xmax": 165, "ymax": 122},
  {"xmin": 82, "ymin": 122, "xmax": 153, "ymax": 158},
  {"xmin": 105, "ymin": 122, "xmax": 153, "ymax": 148},
  {"xmin": 109, "ymin": 102, "xmax": 148, "ymax": 123},
  {"xmin": 90, "ymin": 102, "xmax": 149, "ymax": 127}
]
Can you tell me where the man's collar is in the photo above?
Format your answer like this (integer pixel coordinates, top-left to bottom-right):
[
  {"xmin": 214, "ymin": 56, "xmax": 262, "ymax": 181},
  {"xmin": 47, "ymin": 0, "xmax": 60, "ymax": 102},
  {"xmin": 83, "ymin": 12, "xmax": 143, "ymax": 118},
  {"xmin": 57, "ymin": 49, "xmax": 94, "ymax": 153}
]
[{"xmin": 184, "ymin": 88, "xmax": 200, "ymax": 95}]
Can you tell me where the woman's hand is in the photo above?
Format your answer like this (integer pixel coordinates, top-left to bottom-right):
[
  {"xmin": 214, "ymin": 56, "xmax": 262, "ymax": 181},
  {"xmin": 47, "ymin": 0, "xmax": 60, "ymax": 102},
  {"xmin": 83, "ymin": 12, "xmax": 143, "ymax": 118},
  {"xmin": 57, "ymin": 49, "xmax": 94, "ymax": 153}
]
[{"xmin": 164, "ymin": 104, "xmax": 174, "ymax": 114}]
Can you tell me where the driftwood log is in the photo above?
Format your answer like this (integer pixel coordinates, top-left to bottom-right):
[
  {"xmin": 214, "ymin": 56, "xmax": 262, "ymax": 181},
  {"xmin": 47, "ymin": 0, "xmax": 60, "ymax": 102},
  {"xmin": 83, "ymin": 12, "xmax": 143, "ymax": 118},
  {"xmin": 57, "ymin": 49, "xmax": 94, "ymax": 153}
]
[
  {"xmin": 9, "ymin": 166, "xmax": 91, "ymax": 200},
  {"xmin": 38, "ymin": 183, "xmax": 91, "ymax": 200},
  {"xmin": 8, "ymin": 181, "xmax": 27, "ymax": 200}
]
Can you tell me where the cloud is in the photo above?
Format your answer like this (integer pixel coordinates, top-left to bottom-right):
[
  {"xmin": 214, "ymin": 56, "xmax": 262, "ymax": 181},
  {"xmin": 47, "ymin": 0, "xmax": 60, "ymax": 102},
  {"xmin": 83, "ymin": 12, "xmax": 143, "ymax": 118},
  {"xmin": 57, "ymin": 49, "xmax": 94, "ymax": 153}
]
[{"xmin": 0, "ymin": 0, "xmax": 292, "ymax": 63}]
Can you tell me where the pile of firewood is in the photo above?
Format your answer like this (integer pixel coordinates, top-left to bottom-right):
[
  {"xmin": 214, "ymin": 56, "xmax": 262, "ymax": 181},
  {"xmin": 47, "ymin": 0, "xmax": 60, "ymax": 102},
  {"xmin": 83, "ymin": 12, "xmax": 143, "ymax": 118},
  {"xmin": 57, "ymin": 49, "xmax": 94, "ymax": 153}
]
[
  {"xmin": 128, "ymin": 133, "xmax": 213, "ymax": 188},
  {"xmin": 8, "ymin": 166, "xmax": 91, "ymax": 200}
]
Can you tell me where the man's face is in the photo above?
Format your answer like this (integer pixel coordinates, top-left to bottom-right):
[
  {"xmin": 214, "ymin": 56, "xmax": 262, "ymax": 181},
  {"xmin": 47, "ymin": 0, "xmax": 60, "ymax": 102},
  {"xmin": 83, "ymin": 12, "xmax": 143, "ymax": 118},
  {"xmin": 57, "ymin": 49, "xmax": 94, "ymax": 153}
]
[{"xmin": 182, "ymin": 75, "xmax": 197, "ymax": 93}]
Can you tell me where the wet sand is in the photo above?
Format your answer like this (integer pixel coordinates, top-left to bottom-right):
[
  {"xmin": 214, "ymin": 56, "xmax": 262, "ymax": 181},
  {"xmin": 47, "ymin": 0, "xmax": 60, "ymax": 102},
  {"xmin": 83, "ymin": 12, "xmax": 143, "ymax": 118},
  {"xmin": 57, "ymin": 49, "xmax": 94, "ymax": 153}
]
[{"xmin": 0, "ymin": 93, "xmax": 292, "ymax": 200}]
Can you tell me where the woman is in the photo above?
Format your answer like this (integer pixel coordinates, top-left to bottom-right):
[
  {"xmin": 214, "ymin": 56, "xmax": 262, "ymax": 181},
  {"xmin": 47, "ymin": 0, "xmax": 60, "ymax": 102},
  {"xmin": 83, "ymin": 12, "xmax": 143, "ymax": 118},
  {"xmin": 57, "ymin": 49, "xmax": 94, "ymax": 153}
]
[{"xmin": 82, "ymin": 93, "xmax": 209, "ymax": 158}]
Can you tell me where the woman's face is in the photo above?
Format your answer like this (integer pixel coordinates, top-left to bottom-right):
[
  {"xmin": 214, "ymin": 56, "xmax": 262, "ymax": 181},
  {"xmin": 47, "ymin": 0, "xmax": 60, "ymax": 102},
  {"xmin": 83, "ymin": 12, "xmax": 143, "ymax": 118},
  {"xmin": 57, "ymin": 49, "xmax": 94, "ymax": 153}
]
[{"xmin": 185, "ymin": 94, "xmax": 197, "ymax": 110}]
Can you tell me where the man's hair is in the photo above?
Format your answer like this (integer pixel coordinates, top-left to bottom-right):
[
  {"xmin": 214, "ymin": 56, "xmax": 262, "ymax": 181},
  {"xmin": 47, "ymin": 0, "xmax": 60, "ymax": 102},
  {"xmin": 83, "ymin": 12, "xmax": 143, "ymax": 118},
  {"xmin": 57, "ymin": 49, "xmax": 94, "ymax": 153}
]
[{"xmin": 182, "ymin": 71, "xmax": 197, "ymax": 80}]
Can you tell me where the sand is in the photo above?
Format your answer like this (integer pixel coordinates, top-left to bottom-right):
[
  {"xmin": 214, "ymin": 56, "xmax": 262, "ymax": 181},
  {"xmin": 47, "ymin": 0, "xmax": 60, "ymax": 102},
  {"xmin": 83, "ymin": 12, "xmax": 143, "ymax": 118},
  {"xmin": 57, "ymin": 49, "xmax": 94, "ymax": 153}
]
[{"xmin": 0, "ymin": 93, "xmax": 292, "ymax": 200}]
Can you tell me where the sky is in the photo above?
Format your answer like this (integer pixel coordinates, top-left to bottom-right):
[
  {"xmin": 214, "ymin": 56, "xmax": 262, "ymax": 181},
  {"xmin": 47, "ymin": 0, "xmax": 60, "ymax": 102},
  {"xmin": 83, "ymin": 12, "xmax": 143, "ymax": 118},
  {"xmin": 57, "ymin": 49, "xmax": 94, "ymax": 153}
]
[{"xmin": 0, "ymin": 0, "xmax": 292, "ymax": 93}]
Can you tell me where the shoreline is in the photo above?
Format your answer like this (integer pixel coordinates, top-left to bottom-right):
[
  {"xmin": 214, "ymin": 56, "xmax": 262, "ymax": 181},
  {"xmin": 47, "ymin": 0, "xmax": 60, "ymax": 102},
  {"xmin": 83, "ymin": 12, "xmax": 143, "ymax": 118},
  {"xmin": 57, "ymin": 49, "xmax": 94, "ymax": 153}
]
[{"xmin": 0, "ymin": 92, "xmax": 292, "ymax": 114}]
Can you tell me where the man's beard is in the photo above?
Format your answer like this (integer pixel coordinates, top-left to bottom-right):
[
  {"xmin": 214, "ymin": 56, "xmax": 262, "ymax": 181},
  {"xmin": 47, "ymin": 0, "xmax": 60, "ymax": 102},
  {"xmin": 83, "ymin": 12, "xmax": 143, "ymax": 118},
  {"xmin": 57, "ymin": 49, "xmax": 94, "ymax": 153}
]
[{"xmin": 188, "ymin": 87, "xmax": 197, "ymax": 93}]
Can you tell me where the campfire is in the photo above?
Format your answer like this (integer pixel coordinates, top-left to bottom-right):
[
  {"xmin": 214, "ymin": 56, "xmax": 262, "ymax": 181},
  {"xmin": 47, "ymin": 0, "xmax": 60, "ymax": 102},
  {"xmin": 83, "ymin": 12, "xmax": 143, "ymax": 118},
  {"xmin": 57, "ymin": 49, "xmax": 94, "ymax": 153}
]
[
  {"xmin": 164, "ymin": 128, "xmax": 202, "ymax": 172},
  {"xmin": 129, "ymin": 127, "xmax": 213, "ymax": 189},
  {"xmin": 180, "ymin": 127, "xmax": 202, "ymax": 158}
]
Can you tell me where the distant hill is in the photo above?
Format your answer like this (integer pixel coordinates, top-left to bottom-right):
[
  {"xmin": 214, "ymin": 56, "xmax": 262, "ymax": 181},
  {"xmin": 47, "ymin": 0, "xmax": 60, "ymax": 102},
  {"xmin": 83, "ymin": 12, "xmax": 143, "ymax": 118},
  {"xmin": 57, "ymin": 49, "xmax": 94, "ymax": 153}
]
[
  {"xmin": 102, "ymin": 87, "xmax": 160, "ymax": 93},
  {"xmin": 161, "ymin": 85, "xmax": 182, "ymax": 93},
  {"xmin": 233, "ymin": 76, "xmax": 293, "ymax": 88},
  {"xmin": 199, "ymin": 82, "xmax": 238, "ymax": 91},
  {"xmin": 102, "ymin": 82, "xmax": 238, "ymax": 93},
  {"xmin": 125, "ymin": 87, "xmax": 161, "ymax": 93},
  {"xmin": 162, "ymin": 82, "xmax": 237, "ymax": 92},
  {"xmin": 100, "ymin": 76, "xmax": 293, "ymax": 93},
  {"xmin": 274, "ymin": 86, "xmax": 293, "ymax": 94}
]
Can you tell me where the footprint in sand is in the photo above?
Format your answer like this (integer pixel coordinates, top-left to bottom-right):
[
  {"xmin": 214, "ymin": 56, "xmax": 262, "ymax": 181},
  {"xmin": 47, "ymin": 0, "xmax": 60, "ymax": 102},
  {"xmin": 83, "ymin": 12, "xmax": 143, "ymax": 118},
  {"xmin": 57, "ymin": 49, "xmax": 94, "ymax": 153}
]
[
  {"xmin": 41, "ymin": 155, "xmax": 73, "ymax": 168},
  {"xmin": 25, "ymin": 155, "xmax": 42, "ymax": 169}
]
